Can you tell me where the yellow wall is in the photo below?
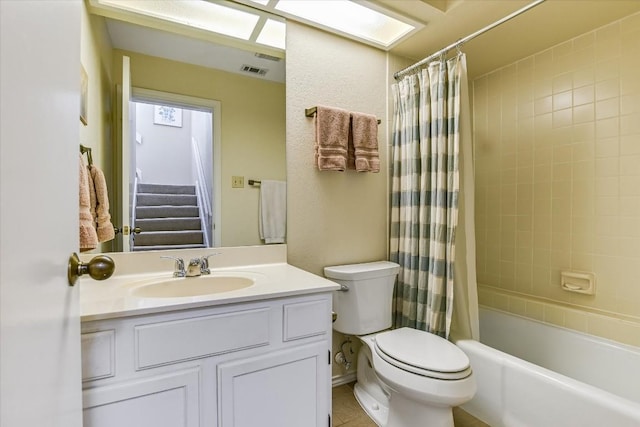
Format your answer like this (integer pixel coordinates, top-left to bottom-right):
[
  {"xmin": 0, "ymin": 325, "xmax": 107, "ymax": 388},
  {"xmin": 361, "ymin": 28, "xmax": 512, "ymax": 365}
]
[
  {"xmin": 111, "ymin": 50, "xmax": 286, "ymax": 247},
  {"xmin": 80, "ymin": 5, "xmax": 113, "ymax": 252},
  {"xmin": 474, "ymin": 12, "xmax": 640, "ymax": 347},
  {"xmin": 286, "ymin": 22, "xmax": 392, "ymax": 378},
  {"xmin": 285, "ymin": 22, "xmax": 389, "ymax": 275}
]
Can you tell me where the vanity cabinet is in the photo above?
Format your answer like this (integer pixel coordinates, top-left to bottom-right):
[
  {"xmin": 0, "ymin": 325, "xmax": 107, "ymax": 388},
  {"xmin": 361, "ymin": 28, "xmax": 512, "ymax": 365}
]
[{"xmin": 81, "ymin": 293, "xmax": 332, "ymax": 427}]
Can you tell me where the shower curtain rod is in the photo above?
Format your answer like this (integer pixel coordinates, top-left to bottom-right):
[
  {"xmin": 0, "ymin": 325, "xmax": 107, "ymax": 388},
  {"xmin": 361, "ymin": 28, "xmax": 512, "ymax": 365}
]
[{"xmin": 393, "ymin": 0, "xmax": 546, "ymax": 80}]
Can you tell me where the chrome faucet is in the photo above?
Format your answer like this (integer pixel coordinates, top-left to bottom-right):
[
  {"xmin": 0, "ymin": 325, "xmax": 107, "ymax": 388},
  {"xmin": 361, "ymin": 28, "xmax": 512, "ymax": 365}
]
[
  {"xmin": 199, "ymin": 253, "xmax": 220, "ymax": 275},
  {"xmin": 160, "ymin": 256, "xmax": 186, "ymax": 278},
  {"xmin": 186, "ymin": 258, "xmax": 202, "ymax": 277},
  {"xmin": 161, "ymin": 254, "xmax": 221, "ymax": 278}
]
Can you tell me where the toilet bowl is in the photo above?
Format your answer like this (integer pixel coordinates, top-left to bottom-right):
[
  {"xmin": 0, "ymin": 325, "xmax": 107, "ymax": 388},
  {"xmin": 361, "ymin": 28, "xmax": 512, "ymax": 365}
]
[{"xmin": 325, "ymin": 261, "xmax": 476, "ymax": 427}]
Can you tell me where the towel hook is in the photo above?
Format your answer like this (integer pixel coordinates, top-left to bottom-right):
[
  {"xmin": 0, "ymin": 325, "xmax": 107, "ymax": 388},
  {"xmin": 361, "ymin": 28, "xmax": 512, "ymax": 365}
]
[{"xmin": 80, "ymin": 144, "xmax": 93, "ymax": 166}]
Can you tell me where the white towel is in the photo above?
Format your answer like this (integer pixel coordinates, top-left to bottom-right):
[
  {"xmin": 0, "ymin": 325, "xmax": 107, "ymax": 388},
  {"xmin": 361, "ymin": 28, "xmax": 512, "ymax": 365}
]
[{"xmin": 259, "ymin": 180, "xmax": 287, "ymax": 244}]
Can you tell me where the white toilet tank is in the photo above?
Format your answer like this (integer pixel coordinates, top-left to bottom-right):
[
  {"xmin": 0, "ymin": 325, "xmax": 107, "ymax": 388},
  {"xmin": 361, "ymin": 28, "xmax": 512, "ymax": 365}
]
[{"xmin": 324, "ymin": 261, "xmax": 400, "ymax": 336}]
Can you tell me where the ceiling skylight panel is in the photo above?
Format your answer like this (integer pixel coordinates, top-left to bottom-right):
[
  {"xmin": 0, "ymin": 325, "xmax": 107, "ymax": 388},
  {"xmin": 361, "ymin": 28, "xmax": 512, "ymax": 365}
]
[
  {"xmin": 98, "ymin": 0, "xmax": 260, "ymax": 40},
  {"xmin": 256, "ymin": 19, "xmax": 286, "ymax": 49},
  {"xmin": 274, "ymin": 0, "xmax": 416, "ymax": 47}
]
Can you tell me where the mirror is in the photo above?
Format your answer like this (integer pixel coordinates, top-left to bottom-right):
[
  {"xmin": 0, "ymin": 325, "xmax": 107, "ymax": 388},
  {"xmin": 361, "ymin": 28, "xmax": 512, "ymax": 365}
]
[{"xmin": 88, "ymin": 14, "xmax": 286, "ymax": 252}]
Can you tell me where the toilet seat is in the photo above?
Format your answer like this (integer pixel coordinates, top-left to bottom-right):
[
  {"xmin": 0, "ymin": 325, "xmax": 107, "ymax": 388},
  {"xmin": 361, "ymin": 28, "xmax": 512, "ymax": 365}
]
[{"xmin": 374, "ymin": 327, "xmax": 472, "ymax": 380}]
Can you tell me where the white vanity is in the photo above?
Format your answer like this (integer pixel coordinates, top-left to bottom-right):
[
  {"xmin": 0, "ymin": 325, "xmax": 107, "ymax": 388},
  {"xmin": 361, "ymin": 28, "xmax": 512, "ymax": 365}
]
[{"xmin": 79, "ymin": 245, "xmax": 339, "ymax": 427}]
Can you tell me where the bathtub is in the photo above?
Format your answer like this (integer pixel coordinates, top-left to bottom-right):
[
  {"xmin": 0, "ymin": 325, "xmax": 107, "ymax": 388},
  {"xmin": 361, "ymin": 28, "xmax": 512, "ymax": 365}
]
[{"xmin": 456, "ymin": 307, "xmax": 640, "ymax": 427}]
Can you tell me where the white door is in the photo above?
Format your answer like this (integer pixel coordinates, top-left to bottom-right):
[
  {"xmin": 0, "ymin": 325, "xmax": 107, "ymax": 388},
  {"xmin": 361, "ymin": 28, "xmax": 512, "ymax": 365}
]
[
  {"xmin": 0, "ymin": 1, "xmax": 82, "ymax": 426},
  {"xmin": 121, "ymin": 55, "xmax": 133, "ymax": 251}
]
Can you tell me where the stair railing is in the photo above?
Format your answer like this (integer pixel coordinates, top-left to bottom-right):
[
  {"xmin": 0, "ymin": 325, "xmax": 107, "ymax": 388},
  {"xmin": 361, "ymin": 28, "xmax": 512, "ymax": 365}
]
[
  {"xmin": 195, "ymin": 180, "xmax": 210, "ymax": 248},
  {"xmin": 130, "ymin": 174, "xmax": 139, "ymax": 250},
  {"xmin": 191, "ymin": 137, "xmax": 213, "ymax": 247}
]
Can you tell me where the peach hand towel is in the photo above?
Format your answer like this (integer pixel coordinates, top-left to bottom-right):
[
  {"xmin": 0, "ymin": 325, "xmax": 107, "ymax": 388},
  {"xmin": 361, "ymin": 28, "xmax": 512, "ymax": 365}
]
[
  {"xmin": 351, "ymin": 111, "xmax": 380, "ymax": 173},
  {"xmin": 89, "ymin": 165, "xmax": 116, "ymax": 243},
  {"xmin": 315, "ymin": 105, "xmax": 350, "ymax": 171},
  {"xmin": 79, "ymin": 155, "xmax": 98, "ymax": 251}
]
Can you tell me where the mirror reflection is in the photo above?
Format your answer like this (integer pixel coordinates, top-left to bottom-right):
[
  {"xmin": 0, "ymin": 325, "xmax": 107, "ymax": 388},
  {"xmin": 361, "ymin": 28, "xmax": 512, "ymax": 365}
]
[
  {"xmin": 86, "ymin": 13, "xmax": 286, "ymax": 253},
  {"xmin": 129, "ymin": 100, "xmax": 214, "ymax": 251}
]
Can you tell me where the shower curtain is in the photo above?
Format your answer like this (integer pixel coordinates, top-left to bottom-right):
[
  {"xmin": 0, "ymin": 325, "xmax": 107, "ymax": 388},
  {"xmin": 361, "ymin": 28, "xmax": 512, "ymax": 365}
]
[{"xmin": 390, "ymin": 53, "xmax": 479, "ymax": 340}]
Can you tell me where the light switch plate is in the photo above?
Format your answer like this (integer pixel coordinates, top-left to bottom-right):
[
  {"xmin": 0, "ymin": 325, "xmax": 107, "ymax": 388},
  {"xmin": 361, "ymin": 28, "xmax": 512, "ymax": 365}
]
[{"xmin": 232, "ymin": 176, "xmax": 244, "ymax": 188}]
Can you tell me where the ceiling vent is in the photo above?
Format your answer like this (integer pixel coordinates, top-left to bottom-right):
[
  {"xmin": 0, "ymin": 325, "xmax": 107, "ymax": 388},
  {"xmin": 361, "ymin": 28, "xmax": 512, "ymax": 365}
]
[
  {"xmin": 240, "ymin": 64, "xmax": 269, "ymax": 76},
  {"xmin": 255, "ymin": 52, "xmax": 281, "ymax": 62}
]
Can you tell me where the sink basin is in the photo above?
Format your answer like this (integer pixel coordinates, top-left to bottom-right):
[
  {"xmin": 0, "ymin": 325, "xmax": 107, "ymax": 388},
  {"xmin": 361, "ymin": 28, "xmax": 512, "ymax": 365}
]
[{"xmin": 130, "ymin": 275, "xmax": 255, "ymax": 298}]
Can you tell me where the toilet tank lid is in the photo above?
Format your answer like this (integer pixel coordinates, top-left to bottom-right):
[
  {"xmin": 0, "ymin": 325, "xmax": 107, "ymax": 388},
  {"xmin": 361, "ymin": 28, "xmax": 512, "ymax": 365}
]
[{"xmin": 324, "ymin": 261, "xmax": 399, "ymax": 280}]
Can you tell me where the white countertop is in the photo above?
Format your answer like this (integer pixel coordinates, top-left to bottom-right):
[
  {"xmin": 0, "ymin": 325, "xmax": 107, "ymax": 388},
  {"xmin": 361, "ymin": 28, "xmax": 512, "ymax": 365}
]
[
  {"xmin": 79, "ymin": 246, "xmax": 340, "ymax": 322},
  {"xmin": 81, "ymin": 263, "xmax": 340, "ymax": 322}
]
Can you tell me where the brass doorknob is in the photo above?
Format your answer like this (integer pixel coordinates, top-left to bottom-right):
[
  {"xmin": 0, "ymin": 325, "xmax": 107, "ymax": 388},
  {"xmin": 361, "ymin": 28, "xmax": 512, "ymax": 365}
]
[
  {"xmin": 68, "ymin": 252, "xmax": 115, "ymax": 286},
  {"xmin": 114, "ymin": 226, "xmax": 142, "ymax": 235}
]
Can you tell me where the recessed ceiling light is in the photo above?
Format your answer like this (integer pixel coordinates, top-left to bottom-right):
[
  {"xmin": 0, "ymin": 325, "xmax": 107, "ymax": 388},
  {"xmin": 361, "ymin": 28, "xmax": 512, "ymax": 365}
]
[{"xmin": 256, "ymin": 19, "xmax": 286, "ymax": 50}]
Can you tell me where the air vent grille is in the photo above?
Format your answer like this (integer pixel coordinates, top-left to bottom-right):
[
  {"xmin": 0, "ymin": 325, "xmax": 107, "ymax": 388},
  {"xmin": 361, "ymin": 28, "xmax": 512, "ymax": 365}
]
[
  {"xmin": 240, "ymin": 64, "xmax": 268, "ymax": 76},
  {"xmin": 255, "ymin": 52, "xmax": 281, "ymax": 62}
]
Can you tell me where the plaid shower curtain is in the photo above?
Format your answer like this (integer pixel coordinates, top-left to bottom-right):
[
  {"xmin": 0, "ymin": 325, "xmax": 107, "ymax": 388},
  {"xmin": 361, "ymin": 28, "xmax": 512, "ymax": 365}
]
[{"xmin": 390, "ymin": 54, "xmax": 465, "ymax": 338}]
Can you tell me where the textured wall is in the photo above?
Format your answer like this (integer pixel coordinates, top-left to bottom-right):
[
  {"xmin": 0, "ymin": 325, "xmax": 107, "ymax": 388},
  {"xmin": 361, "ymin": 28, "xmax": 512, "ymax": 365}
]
[
  {"xmin": 285, "ymin": 22, "xmax": 391, "ymax": 379},
  {"xmin": 285, "ymin": 22, "xmax": 389, "ymax": 276},
  {"xmin": 474, "ymin": 12, "xmax": 640, "ymax": 347}
]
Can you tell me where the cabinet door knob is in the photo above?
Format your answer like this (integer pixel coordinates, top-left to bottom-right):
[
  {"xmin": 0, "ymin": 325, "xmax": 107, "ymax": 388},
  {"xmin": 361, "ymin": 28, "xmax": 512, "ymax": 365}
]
[{"xmin": 68, "ymin": 252, "xmax": 115, "ymax": 286}]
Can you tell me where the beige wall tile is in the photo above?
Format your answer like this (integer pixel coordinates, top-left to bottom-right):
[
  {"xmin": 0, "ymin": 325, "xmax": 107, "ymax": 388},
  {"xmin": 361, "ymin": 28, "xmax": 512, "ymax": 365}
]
[
  {"xmin": 474, "ymin": 12, "xmax": 640, "ymax": 346},
  {"xmin": 543, "ymin": 304, "xmax": 565, "ymax": 326},
  {"xmin": 508, "ymin": 296, "xmax": 527, "ymax": 316},
  {"xmin": 564, "ymin": 309, "xmax": 588, "ymax": 332}
]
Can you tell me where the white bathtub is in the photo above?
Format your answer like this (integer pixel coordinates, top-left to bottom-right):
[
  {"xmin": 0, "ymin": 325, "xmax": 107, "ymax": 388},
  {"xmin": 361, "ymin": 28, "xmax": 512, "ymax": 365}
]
[{"xmin": 457, "ymin": 307, "xmax": 640, "ymax": 427}]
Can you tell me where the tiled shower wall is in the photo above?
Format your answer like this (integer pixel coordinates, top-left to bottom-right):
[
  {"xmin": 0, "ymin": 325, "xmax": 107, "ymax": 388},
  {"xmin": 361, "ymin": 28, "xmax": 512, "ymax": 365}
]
[{"xmin": 473, "ymin": 12, "xmax": 640, "ymax": 347}]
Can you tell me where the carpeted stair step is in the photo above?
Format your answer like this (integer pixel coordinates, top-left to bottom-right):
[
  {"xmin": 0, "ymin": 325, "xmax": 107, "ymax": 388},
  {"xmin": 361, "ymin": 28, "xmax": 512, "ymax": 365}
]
[
  {"xmin": 138, "ymin": 183, "xmax": 195, "ymax": 195},
  {"xmin": 136, "ymin": 205, "xmax": 199, "ymax": 219},
  {"xmin": 136, "ymin": 217, "xmax": 201, "ymax": 232},
  {"xmin": 137, "ymin": 193, "xmax": 197, "ymax": 207},
  {"xmin": 133, "ymin": 182, "xmax": 205, "ymax": 251},
  {"xmin": 134, "ymin": 230, "xmax": 204, "ymax": 247}
]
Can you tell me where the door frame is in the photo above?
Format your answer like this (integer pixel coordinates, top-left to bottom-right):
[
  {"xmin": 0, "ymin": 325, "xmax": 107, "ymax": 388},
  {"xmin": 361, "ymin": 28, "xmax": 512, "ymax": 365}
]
[{"xmin": 126, "ymin": 88, "xmax": 222, "ymax": 248}]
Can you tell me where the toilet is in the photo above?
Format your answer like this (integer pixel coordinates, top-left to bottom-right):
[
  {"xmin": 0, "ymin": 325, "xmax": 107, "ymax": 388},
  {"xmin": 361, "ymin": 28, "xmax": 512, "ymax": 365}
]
[{"xmin": 325, "ymin": 261, "xmax": 476, "ymax": 427}]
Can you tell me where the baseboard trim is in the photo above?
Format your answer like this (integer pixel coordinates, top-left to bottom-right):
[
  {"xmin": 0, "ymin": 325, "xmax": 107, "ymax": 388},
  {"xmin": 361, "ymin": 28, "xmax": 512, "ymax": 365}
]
[{"xmin": 332, "ymin": 372, "xmax": 356, "ymax": 388}]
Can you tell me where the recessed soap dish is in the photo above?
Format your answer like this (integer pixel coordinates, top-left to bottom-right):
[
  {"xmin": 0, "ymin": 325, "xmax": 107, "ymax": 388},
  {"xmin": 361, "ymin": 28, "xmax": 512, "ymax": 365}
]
[{"xmin": 561, "ymin": 270, "xmax": 596, "ymax": 295}]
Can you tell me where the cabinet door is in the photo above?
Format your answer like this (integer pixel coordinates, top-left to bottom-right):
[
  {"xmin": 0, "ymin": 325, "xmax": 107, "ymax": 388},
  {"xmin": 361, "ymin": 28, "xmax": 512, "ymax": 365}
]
[
  {"xmin": 218, "ymin": 342, "xmax": 330, "ymax": 427},
  {"xmin": 83, "ymin": 368, "xmax": 200, "ymax": 427}
]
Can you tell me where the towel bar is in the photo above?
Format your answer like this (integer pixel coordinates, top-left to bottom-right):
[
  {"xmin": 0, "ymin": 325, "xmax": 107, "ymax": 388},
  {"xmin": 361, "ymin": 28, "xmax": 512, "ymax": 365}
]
[
  {"xmin": 248, "ymin": 179, "xmax": 261, "ymax": 186},
  {"xmin": 305, "ymin": 106, "xmax": 381, "ymax": 124}
]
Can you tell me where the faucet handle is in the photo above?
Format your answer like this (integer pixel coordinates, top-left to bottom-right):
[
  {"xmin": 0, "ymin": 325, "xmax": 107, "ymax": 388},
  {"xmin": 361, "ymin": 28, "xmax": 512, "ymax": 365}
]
[
  {"xmin": 160, "ymin": 256, "xmax": 186, "ymax": 277},
  {"xmin": 199, "ymin": 253, "xmax": 221, "ymax": 275}
]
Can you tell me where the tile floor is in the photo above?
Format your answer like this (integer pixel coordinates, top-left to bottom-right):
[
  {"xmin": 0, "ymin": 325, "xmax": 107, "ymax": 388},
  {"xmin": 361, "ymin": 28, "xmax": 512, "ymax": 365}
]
[{"xmin": 332, "ymin": 383, "xmax": 489, "ymax": 427}]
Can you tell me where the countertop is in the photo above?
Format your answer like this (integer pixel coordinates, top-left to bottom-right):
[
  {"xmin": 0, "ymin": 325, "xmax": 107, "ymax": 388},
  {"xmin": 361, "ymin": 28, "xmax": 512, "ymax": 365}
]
[{"xmin": 80, "ymin": 259, "xmax": 340, "ymax": 322}]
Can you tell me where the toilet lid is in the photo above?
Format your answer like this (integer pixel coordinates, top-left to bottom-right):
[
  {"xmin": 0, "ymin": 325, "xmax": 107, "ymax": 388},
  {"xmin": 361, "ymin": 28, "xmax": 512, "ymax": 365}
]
[{"xmin": 374, "ymin": 328, "xmax": 471, "ymax": 380}]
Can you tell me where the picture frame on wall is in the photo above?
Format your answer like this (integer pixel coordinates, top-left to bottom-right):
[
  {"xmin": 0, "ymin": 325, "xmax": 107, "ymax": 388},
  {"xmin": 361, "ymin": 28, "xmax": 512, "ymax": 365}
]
[
  {"xmin": 80, "ymin": 64, "xmax": 88, "ymax": 126},
  {"xmin": 153, "ymin": 105, "xmax": 183, "ymax": 127}
]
